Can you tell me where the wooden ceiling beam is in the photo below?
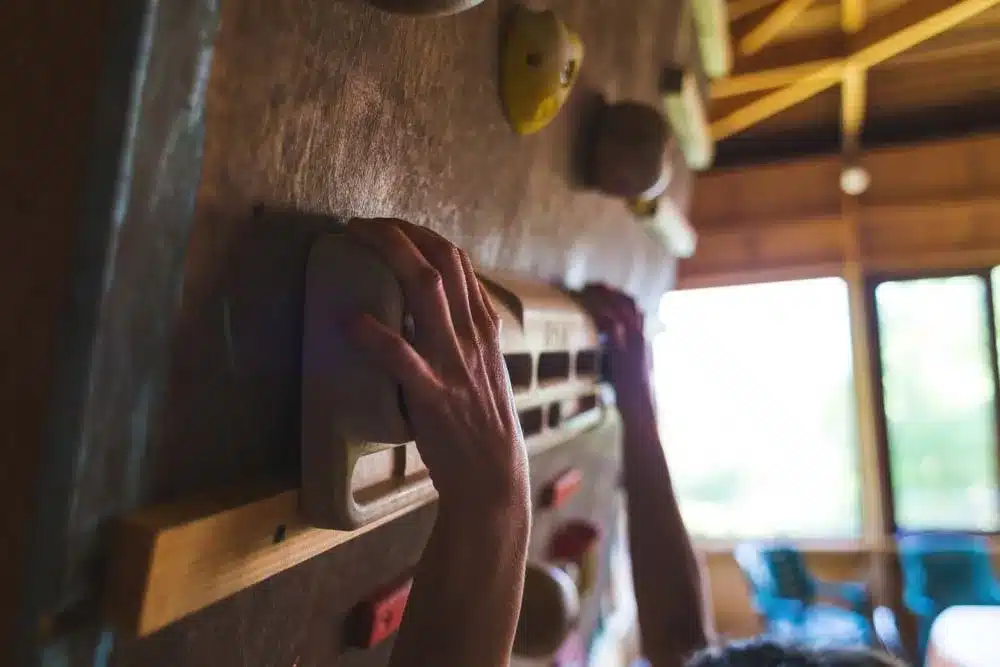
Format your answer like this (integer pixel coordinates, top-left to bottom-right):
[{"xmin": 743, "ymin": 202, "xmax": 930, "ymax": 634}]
[
  {"xmin": 727, "ymin": 3, "xmax": 1000, "ymax": 78},
  {"xmin": 711, "ymin": 61, "xmax": 846, "ymax": 140},
  {"xmin": 711, "ymin": 57, "xmax": 844, "ymax": 98},
  {"xmin": 728, "ymin": 32, "xmax": 846, "ymax": 78},
  {"xmin": 851, "ymin": 0, "xmax": 1000, "ymax": 69},
  {"xmin": 717, "ymin": 14, "xmax": 1000, "ymax": 98},
  {"xmin": 841, "ymin": 0, "xmax": 866, "ymax": 153},
  {"xmin": 841, "ymin": 0, "xmax": 866, "ymax": 34},
  {"xmin": 887, "ymin": 34, "xmax": 1000, "ymax": 67},
  {"xmin": 841, "ymin": 65, "xmax": 866, "ymax": 154},
  {"xmin": 727, "ymin": 0, "xmax": 783, "ymax": 22},
  {"xmin": 739, "ymin": 0, "xmax": 818, "ymax": 55},
  {"xmin": 778, "ymin": 4, "xmax": 848, "ymax": 40},
  {"xmin": 712, "ymin": 0, "xmax": 1000, "ymax": 141}
]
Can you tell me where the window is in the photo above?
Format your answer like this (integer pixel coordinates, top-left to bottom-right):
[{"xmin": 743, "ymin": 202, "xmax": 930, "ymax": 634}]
[
  {"xmin": 653, "ymin": 278, "xmax": 861, "ymax": 540},
  {"xmin": 873, "ymin": 275, "xmax": 1000, "ymax": 532}
]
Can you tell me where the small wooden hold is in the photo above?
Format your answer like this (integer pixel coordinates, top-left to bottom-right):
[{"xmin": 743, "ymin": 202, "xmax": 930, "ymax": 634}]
[
  {"xmin": 361, "ymin": 0, "xmax": 484, "ymax": 16},
  {"xmin": 541, "ymin": 468, "xmax": 584, "ymax": 509},
  {"xmin": 513, "ymin": 563, "xmax": 581, "ymax": 658},
  {"xmin": 589, "ymin": 101, "xmax": 671, "ymax": 199},
  {"xmin": 348, "ymin": 578, "xmax": 413, "ymax": 648}
]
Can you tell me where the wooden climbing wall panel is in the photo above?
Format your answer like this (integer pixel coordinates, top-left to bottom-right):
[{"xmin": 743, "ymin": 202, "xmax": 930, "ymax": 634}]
[{"xmin": 31, "ymin": 1, "xmax": 695, "ymax": 666}]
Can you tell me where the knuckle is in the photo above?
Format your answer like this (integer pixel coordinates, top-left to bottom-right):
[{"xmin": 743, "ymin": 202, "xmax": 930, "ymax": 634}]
[
  {"xmin": 415, "ymin": 225, "xmax": 456, "ymax": 257},
  {"xmin": 482, "ymin": 293, "xmax": 500, "ymax": 318},
  {"xmin": 416, "ymin": 265, "xmax": 443, "ymax": 292},
  {"xmin": 473, "ymin": 302, "xmax": 502, "ymax": 337},
  {"xmin": 477, "ymin": 324, "xmax": 499, "ymax": 349},
  {"xmin": 478, "ymin": 320, "xmax": 502, "ymax": 350},
  {"xmin": 460, "ymin": 338, "xmax": 482, "ymax": 366},
  {"xmin": 446, "ymin": 246, "xmax": 467, "ymax": 271}
]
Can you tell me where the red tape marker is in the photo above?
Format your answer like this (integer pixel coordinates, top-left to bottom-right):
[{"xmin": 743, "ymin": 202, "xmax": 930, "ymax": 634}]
[
  {"xmin": 550, "ymin": 520, "xmax": 600, "ymax": 561},
  {"xmin": 352, "ymin": 579, "xmax": 413, "ymax": 648},
  {"xmin": 542, "ymin": 468, "xmax": 584, "ymax": 509},
  {"xmin": 550, "ymin": 521, "xmax": 602, "ymax": 594}
]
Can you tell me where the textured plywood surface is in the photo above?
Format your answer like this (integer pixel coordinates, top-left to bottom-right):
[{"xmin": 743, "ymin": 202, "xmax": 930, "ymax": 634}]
[
  {"xmin": 145, "ymin": 0, "xmax": 692, "ymax": 550},
  {"xmin": 187, "ymin": 0, "xmax": 687, "ymax": 311},
  {"xmin": 101, "ymin": 1, "xmax": 684, "ymax": 666}
]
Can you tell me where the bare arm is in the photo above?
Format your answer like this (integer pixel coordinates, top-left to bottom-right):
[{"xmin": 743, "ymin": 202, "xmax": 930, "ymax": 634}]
[
  {"xmin": 345, "ymin": 218, "xmax": 530, "ymax": 667},
  {"xmin": 580, "ymin": 286, "xmax": 713, "ymax": 667},
  {"xmin": 620, "ymin": 392, "xmax": 713, "ymax": 667},
  {"xmin": 390, "ymin": 502, "xmax": 529, "ymax": 667}
]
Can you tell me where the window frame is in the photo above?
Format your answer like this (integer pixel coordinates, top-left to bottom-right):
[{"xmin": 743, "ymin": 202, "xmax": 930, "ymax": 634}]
[{"xmin": 867, "ymin": 268, "xmax": 1000, "ymax": 536}]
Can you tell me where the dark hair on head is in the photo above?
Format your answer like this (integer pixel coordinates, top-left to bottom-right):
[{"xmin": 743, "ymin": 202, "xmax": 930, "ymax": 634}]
[{"xmin": 685, "ymin": 639, "xmax": 906, "ymax": 667}]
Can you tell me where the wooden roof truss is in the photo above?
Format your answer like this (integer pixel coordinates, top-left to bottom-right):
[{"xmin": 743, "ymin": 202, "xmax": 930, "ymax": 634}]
[{"xmin": 710, "ymin": 0, "xmax": 1000, "ymax": 152}]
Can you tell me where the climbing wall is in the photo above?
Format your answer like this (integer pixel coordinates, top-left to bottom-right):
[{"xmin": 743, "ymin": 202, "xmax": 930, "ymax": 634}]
[{"xmin": 95, "ymin": 1, "xmax": 695, "ymax": 666}]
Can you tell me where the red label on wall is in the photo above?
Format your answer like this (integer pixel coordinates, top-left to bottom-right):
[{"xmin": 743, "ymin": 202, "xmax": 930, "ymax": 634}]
[
  {"xmin": 550, "ymin": 520, "xmax": 602, "ymax": 595},
  {"xmin": 550, "ymin": 520, "xmax": 600, "ymax": 561},
  {"xmin": 543, "ymin": 468, "xmax": 583, "ymax": 509},
  {"xmin": 353, "ymin": 579, "xmax": 413, "ymax": 648}
]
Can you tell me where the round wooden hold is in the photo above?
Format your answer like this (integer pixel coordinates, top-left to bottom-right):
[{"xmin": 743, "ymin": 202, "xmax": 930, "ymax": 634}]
[
  {"xmin": 513, "ymin": 563, "xmax": 581, "ymax": 658},
  {"xmin": 361, "ymin": 0, "xmax": 484, "ymax": 16},
  {"xmin": 589, "ymin": 101, "xmax": 671, "ymax": 200}
]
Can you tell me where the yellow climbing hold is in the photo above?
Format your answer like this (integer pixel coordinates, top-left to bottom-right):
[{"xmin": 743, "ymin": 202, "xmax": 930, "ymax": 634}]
[{"xmin": 501, "ymin": 6, "xmax": 583, "ymax": 135}]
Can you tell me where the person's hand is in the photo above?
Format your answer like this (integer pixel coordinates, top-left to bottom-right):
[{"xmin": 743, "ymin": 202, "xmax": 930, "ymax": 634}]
[
  {"xmin": 347, "ymin": 220, "xmax": 530, "ymax": 667},
  {"xmin": 342, "ymin": 218, "xmax": 530, "ymax": 523},
  {"xmin": 577, "ymin": 284, "xmax": 654, "ymax": 417}
]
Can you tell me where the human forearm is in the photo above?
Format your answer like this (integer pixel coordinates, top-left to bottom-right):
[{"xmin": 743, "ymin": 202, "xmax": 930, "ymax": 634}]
[
  {"xmin": 620, "ymin": 393, "xmax": 711, "ymax": 667},
  {"xmin": 389, "ymin": 502, "xmax": 530, "ymax": 667},
  {"xmin": 344, "ymin": 220, "xmax": 532, "ymax": 667},
  {"xmin": 578, "ymin": 285, "xmax": 713, "ymax": 667}
]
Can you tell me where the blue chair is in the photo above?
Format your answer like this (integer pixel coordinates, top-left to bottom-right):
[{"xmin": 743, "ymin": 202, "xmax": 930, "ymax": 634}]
[
  {"xmin": 734, "ymin": 542, "xmax": 873, "ymax": 649},
  {"xmin": 897, "ymin": 532, "xmax": 1000, "ymax": 663}
]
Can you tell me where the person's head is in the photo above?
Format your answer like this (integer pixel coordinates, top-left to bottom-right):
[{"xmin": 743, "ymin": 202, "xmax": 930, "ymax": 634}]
[{"xmin": 686, "ymin": 640, "xmax": 907, "ymax": 667}]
